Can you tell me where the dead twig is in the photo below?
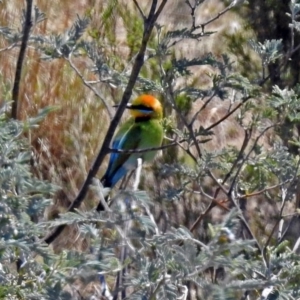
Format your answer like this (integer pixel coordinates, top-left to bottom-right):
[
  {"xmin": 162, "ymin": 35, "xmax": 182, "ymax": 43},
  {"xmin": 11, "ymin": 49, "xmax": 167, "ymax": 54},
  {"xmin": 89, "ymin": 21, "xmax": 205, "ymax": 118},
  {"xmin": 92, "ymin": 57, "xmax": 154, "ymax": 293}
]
[{"xmin": 11, "ymin": 0, "xmax": 33, "ymax": 119}]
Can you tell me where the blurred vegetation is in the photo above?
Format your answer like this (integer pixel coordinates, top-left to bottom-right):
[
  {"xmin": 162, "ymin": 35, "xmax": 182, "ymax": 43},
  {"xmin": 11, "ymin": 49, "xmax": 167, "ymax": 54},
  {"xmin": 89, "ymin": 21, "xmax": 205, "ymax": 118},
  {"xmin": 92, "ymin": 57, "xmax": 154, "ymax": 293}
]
[{"xmin": 1, "ymin": 0, "xmax": 300, "ymax": 299}]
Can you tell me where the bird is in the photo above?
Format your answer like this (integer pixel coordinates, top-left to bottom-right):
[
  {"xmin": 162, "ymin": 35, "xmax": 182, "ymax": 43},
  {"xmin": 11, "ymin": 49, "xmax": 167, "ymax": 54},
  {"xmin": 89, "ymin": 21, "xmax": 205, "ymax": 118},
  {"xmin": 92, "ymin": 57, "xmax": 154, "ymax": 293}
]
[{"xmin": 97, "ymin": 94, "xmax": 164, "ymax": 210}]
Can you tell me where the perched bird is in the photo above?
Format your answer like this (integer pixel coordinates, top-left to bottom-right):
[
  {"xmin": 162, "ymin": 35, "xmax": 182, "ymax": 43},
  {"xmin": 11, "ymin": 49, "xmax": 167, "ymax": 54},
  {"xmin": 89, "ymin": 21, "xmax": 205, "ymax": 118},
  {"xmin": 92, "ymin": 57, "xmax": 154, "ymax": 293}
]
[{"xmin": 98, "ymin": 94, "xmax": 164, "ymax": 209}]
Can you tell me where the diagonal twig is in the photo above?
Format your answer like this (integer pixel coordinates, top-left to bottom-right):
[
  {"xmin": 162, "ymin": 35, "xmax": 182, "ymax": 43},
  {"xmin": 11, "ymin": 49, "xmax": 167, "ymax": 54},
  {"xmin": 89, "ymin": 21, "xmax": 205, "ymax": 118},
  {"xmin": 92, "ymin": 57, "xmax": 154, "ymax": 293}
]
[
  {"xmin": 66, "ymin": 54, "xmax": 113, "ymax": 119},
  {"xmin": 133, "ymin": 0, "xmax": 146, "ymax": 20}
]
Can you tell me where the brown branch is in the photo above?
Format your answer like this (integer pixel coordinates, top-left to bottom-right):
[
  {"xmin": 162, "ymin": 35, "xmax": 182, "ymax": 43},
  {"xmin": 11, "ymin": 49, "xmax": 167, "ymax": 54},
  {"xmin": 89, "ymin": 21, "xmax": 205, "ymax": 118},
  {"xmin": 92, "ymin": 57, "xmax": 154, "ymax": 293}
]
[
  {"xmin": 189, "ymin": 128, "xmax": 251, "ymax": 233},
  {"xmin": 189, "ymin": 92, "xmax": 217, "ymax": 126},
  {"xmin": 66, "ymin": 54, "xmax": 113, "ymax": 119},
  {"xmin": 154, "ymin": 0, "xmax": 168, "ymax": 20},
  {"xmin": 222, "ymin": 126, "xmax": 278, "ymax": 253},
  {"xmin": 228, "ymin": 124, "xmax": 277, "ymax": 197},
  {"xmin": 44, "ymin": 0, "xmax": 168, "ymax": 245},
  {"xmin": 205, "ymin": 101, "xmax": 245, "ymax": 132},
  {"xmin": 223, "ymin": 128, "xmax": 252, "ymax": 187},
  {"xmin": 227, "ymin": 128, "xmax": 253, "ymax": 196},
  {"xmin": 0, "ymin": 42, "xmax": 17, "ymax": 53},
  {"xmin": 239, "ymin": 179, "xmax": 292, "ymax": 199},
  {"xmin": 190, "ymin": 198, "xmax": 229, "ymax": 233},
  {"xmin": 199, "ymin": 1, "xmax": 237, "ymax": 30},
  {"xmin": 132, "ymin": 0, "xmax": 146, "ymax": 20},
  {"xmin": 190, "ymin": 125, "xmax": 275, "ymax": 252},
  {"xmin": 108, "ymin": 141, "xmax": 177, "ymax": 154},
  {"xmin": 11, "ymin": 0, "xmax": 33, "ymax": 119},
  {"xmin": 164, "ymin": 72, "xmax": 202, "ymax": 158}
]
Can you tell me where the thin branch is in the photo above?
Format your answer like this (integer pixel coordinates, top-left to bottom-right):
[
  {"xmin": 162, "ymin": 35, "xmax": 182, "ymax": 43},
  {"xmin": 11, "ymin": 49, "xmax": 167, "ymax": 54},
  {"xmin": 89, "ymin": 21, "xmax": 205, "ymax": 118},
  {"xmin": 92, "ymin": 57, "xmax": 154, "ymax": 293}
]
[
  {"xmin": 189, "ymin": 92, "xmax": 217, "ymax": 126},
  {"xmin": 239, "ymin": 179, "xmax": 293, "ymax": 199},
  {"xmin": 11, "ymin": 0, "xmax": 33, "ymax": 119},
  {"xmin": 189, "ymin": 198, "xmax": 229, "ymax": 233},
  {"xmin": 290, "ymin": 42, "xmax": 300, "ymax": 56},
  {"xmin": 66, "ymin": 54, "xmax": 113, "ymax": 119},
  {"xmin": 92, "ymin": 178, "xmax": 111, "ymax": 211},
  {"xmin": 207, "ymin": 170, "xmax": 229, "ymax": 195},
  {"xmin": 190, "ymin": 124, "xmax": 262, "ymax": 250},
  {"xmin": 199, "ymin": 1, "xmax": 237, "ymax": 30},
  {"xmin": 106, "ymin": 136, "xmax": 192, "ymax": 154},
  {"xmin": 223, "ymin": 127, "xmax": 252, "ymax": 187},
  {"xmin": 0, "ymin": 42, "xmax": 17, "ymax": 53},
  {"xmin": 133, "ymin": 0, "xmax": 146, "ymax": 20},
  {"xmin": 228, "ymin": 124, "xmax": 276, "ymax": 196},
  {"xmin": 188, "ymin": 125, "xmax": 252, "ymax": 235},
  {"xmin": 261, "ymin": 176, "xmax": 298, "ymax": 270},
  {"xmin": 205, "ymin": 101, "xmax": 245, "ymax": 132},
  {"xmin": 276, "ymin": 168, "xmax": 300, "ymax": 245},
  {"xmin": 190, "ymin": 122, "xmax": 275, "ymax": 240},
  {"xmin": 109, "ymin": 142, "xmax": 176, "ymax": 153},
  {"xmin": 221, "ymin": 127, "xmax": 278, "ymax": 254},
  {"xmin": 165, "ymin": 73, "xmax": 202, "ymax": 158},
  {"xmin": 145, "ymin": 0, "xmax": 158, "ymax": 31},
  {"xmin": 185, "ymin": 0, "xmax": 197, "ymax": 30},
  {"xmin": 227, "ymin": 128, "xmax": 253, "ymax": 196},
  {"xmin": 232, "ymin": 191, "xmax": 262, "ymax": 252},
  {"xmin": 154, "ymin": 0, "xmax": 168, "ymax": 21},
  {"xmin": 133, "ymin": 158, "xmax": 143, "ymax": 190}
]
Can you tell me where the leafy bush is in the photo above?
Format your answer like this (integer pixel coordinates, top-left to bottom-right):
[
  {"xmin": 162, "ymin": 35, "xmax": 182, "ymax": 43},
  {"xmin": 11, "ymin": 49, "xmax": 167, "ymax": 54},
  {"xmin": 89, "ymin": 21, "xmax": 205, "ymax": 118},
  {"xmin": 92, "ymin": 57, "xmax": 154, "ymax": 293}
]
[{"xmin": 1, "ymin": 1, "xmax": 300, "ymax": 299}]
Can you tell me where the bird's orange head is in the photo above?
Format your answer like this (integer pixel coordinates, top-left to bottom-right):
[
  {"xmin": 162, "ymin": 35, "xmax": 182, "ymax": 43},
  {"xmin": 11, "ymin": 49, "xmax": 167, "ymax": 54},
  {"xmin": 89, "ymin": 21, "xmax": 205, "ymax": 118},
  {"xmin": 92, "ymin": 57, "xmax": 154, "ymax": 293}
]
[{"xmin": 127, "ymin": 94, "xmax": 163, "ymax": 119}]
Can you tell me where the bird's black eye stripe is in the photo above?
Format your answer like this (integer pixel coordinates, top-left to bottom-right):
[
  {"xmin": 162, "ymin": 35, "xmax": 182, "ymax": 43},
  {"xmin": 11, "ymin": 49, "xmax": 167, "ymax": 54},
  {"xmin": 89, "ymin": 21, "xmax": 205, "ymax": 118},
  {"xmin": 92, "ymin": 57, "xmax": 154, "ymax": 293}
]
[{"xmin": 129, "ymin": 104, "xmax": 153, "ymax": 111}]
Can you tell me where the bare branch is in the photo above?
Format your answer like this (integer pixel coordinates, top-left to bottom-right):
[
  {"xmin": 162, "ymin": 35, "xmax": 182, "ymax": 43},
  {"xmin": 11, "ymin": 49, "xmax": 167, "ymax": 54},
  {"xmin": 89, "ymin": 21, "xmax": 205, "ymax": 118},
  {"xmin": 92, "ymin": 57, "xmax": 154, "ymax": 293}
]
[
  {"xmin": 223, "ymin": 127, "xmax": 252, "ymax": 188},
  {"xmin": 189, "ymin": 92, "xmax": 217, "ymax": 126},
  {"xmin": 66, "ymin": 54, "xmax": 113, "ymax": 119},
  {"xmin": 190, "ymin": 198, "xmax": 229, "ymax": 233},
  {"xmin": 11, "ymin": 0, "xmax": 33, "ymax": 119},
  {"xmin": 239, "ymin": 179, "xmax": 293, "ymax": 199},
  {"xmin": 228, "ymin": 124, "xmax": 277, "ymax": 196},
  {"xmin": 205, "ymin": 101, "xmax": 245, "ymax": 132},
  {"xmin": 133, "ymin": 0, "xmax": 146, "ymax": 20},
  {"xmin": 0, "ymin": 42, "xmax": 17, "ymax": 53},
  {"xmin": 133, "ymin": 158, "xmax": 143, "ymax": 190},
  {"xmin": 164, "ymin": 74, "xmax": 203, "ymax": 158},
  {"xmin": 154, "ymin": 0, "xmax": 168, "ymax": 21},
  {"xmin": 199, "ymin": 1, "xmax": 237, "ymax": 30}
]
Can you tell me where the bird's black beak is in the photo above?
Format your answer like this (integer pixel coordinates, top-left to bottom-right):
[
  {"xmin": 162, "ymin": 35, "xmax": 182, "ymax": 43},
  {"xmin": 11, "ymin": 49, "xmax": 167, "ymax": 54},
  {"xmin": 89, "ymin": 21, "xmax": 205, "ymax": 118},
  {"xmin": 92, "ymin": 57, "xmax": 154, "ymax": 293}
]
[{"xmin": 113, "ymin": 104, "xmax": 132, "ymax": 109}]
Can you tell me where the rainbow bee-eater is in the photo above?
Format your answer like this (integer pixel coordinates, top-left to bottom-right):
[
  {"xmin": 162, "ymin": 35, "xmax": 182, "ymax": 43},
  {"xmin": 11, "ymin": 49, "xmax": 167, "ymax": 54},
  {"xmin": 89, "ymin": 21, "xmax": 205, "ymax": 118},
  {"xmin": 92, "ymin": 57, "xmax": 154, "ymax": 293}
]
[{"xmin": 101, "ymin": 94, "xmax": 164, "ymax": 192}]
